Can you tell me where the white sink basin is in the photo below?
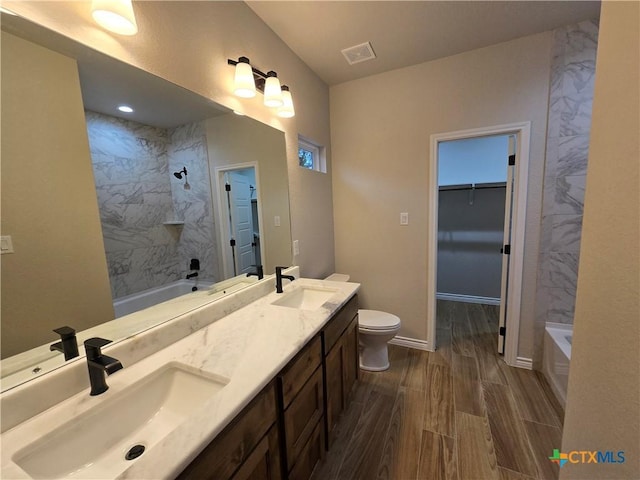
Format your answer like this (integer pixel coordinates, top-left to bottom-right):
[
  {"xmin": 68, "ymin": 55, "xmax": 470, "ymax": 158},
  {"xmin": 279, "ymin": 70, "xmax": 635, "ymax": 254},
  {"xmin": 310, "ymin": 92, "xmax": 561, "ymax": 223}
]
[
  {"xmin": 271, "ymin": 286, "xmax": 337, "ymax": 310},
  {"xmin": 13, "ymin": 362, "xmax": 229, "ymax": 479}
]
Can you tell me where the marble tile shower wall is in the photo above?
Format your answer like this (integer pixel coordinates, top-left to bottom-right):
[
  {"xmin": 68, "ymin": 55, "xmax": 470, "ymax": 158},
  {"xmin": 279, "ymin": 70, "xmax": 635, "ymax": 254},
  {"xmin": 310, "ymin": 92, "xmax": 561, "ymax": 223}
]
[
  {"xmin": 86, "ymin": 112, "xmax": 218, "ymax": 299},
  {"xmin": 167, "ymin": 122, "xmax": 219, "ymax": 285},
  {"xmin": 536, "ymin": 20, "xmax": 599, "ymax": 332}
]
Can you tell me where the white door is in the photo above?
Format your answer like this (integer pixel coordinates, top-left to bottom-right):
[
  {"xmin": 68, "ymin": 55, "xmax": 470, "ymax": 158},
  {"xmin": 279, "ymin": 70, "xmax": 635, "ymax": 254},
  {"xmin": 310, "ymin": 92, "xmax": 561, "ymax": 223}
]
[
  {"xmin": 228, "ymin": 171, "xmax": 256, "ymax": 275},
  {"xmin": 498, "ymin": 135, "xmax": 516, "ymax": 354}
]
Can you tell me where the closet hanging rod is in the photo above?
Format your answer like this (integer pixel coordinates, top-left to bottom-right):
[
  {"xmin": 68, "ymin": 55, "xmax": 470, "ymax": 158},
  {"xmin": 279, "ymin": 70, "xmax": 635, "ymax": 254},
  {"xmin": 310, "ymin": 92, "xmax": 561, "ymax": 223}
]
[{"xmin": 438, "ymin": 181, "xmax": 507, "ymax": 192}]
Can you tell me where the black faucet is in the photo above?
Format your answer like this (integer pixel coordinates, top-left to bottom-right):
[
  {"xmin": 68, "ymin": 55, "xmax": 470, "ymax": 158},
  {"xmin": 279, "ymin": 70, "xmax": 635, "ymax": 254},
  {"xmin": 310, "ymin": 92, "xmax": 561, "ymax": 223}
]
[
  {"xmin": 187, "ymin": 258, "xmax": 200, "ymax": 280},
  {"xmin": 275, "ymin": 266, "xmax": 295, "ymax": 293},
  {"xmin": 247, "ymin": 265, "xmax": 264, "ymax": 280},
  {"xmin": 84, "ymin": 338, "xmax": 123, "ymax": 396},
  {"xmin": 50, "ymin": 326, "xmax": 79, "ymax": 361}
]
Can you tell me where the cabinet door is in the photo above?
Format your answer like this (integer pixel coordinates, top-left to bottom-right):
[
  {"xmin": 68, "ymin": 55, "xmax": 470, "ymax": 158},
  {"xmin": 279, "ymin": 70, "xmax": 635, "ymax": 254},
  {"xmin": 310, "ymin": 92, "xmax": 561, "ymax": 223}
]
[
  {"xmin": 230, "ymin": 425, "xmax": 281, "ymax": 480},
  {"xmin": 177, "ymin": 383, "xmax": 277, "ymax": 480},
  {"xmin": 325, "ymin": 337, "xmax": 345, "ymax": 447},
  {"xmin": 288, "ymin": 419, "xmax": 325, "ymax": 480},
  {"xmin": 283, "ymin": 366, "xmax": 324, "ymax": 472},
  {"xmin": 343, "ymin": 316, "xmax": 359, "ymax": 401}
]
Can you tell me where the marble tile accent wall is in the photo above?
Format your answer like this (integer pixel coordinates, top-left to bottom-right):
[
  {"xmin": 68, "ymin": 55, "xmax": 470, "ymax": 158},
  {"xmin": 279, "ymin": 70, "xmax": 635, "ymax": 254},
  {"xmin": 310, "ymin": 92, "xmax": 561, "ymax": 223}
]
[
  {"xmin": 535, "ymin": 20, "xmax": 598, "ymax": 338},
  {"xmin": 86, "ymin": 112, "xmax": 219, "ymax": 300},
  {"xmin": 167, "ymin": 121, "xmax": 219, "ymax": 283}
]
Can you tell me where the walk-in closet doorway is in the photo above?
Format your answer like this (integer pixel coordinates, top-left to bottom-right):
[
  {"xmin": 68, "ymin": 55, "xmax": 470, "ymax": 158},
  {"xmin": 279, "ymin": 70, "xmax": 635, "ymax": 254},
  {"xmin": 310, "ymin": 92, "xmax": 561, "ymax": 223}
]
[{"xmin": 427, "ymin": 123, "xmax": 531, "ymax": 367}]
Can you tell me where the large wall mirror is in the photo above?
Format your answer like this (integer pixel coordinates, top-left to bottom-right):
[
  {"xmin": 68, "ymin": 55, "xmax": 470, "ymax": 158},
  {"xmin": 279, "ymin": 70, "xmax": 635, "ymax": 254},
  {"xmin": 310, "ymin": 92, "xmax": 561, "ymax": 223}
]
[{"xmin": 0, "ymin": 13, "xmax": 292, "ymax": 391}]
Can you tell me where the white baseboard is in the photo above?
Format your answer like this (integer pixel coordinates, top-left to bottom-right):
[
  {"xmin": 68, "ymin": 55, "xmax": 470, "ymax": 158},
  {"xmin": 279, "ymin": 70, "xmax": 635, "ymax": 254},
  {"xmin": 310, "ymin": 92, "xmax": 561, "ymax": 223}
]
[
  {"xmin": 515, "ymin": 356, "xmax": 533, "ymax": 370},
  {"xmin": 436, "ymin": 293, "xmax": 501, "ymax": 306},
  {"xmin": 390, "ymin": 336, "xmax": 532, "ymax": 369},
  {"xmin": 389, "ymin": 336, "xmax": 433, "ymax": 352}
]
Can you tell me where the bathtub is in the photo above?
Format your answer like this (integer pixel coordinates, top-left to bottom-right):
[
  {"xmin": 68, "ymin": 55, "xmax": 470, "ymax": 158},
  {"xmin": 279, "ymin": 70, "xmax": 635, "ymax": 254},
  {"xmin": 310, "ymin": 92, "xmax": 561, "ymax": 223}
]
[
  {"xmin": 113, "ymin": 279, "xmax": 214, "ymax": 318},
  {"xmin": 543, "ymin": 323, "xmax": 572, "ymax": 409}
]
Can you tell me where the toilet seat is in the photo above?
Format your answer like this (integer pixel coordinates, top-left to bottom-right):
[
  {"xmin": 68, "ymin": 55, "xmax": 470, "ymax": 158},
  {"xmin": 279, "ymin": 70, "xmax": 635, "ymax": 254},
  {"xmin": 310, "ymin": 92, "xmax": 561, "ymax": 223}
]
[{"xmin": 358, "ymin": 310, "xmax": 401, "ymax": 331}]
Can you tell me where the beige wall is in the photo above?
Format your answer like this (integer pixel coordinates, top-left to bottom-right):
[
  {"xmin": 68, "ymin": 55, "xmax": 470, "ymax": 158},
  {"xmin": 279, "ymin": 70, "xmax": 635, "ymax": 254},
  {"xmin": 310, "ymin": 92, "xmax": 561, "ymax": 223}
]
[
  {"xmin": 560, "ymin": 2, "xmax": 640, "ymax": 478},
  {"xmin": 1, "ymin": 32, "xmax": 114, "ymax": 358},
  {"xmin": 4, "ymin": 0, "xmax": 335, "ymax": 279},
  {"xmin": 331, "ymin": 33, "xmax": 551, "ymax": 354},
  {"xmin": 205, "ymin": 114, "xmax": 292, "ymax": 276}
]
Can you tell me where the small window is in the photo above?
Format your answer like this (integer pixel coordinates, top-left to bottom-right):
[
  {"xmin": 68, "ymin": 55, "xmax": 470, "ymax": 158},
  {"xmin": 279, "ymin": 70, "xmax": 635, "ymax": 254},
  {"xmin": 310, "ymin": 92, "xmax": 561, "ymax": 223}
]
[{"xmin": 298, "ymin": 136, "xmax": 326, "ymax": 173}]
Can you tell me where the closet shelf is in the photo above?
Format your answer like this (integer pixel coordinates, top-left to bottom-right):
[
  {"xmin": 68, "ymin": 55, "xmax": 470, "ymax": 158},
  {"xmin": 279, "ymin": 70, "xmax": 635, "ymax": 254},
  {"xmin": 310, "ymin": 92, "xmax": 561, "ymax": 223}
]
[{"xmin": 439, "ymin": 181, "xmax": 506, "ymax": 191}]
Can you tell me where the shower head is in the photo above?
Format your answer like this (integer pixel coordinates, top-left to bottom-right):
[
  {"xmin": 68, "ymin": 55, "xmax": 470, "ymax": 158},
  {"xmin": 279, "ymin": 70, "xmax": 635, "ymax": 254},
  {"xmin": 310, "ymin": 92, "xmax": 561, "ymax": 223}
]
[{"xmin": 173, "ymin": 167, "xmax": 187, "ymax": 179}]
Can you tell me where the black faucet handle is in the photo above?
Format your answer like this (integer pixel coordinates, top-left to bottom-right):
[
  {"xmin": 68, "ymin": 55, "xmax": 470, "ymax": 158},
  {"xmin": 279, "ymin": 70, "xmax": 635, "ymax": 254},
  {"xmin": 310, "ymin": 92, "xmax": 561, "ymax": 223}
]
[
  {"xmin": 53, "ymin": 326, "xmax": 76, "ymax": 339},
  {"xmin": 84, "ymin": 337, "xmax": 112, "ymax": 360}
]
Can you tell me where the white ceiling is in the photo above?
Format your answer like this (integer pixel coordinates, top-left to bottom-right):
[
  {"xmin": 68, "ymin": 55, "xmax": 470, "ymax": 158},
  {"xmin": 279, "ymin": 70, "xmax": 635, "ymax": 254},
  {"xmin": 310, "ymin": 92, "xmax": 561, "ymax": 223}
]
[{"xmin": 246, "ymin": 1, "xmax": 601, "ymax": 85}]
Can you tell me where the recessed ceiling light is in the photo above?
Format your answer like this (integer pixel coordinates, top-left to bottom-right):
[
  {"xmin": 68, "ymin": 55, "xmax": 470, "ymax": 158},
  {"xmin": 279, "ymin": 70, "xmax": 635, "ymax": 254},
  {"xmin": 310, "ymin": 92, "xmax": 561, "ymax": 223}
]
[
  {"xmin": 233, "ymin": 110, "xmax": 245, "ymax": 116},
  {"xmin": 118, "ymin": 105, "xmax": 134, "ymax": 113}
]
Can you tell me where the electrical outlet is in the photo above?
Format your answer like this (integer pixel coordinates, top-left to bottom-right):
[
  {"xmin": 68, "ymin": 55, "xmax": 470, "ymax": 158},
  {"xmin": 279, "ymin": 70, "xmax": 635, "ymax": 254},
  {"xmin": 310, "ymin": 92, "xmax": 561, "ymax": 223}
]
[
  {"xmin": 1, "ymin": 235, "xmax": 14, "ymax": 254},
  {"xmin": 400, "ymin": 212, "xmax": 409, "ymax": 225}
]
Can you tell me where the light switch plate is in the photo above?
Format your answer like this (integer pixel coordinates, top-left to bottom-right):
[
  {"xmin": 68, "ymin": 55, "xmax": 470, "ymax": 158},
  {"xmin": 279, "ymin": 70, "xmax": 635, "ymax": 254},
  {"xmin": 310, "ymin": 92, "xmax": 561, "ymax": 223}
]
[
  {"xmin": 274, "ymin": 216, "xmax": 281, "ymax": 227},
  {"xmin": 293, "ymin": 240, "xmax": 300, "ymax": 256},
  {"xmin": 400, "ymin": 212, "xmax": 409, "ymax": 225},
  {"xmin": 1, "ymin": 235, "xmax": 14, "ymax": 254}
]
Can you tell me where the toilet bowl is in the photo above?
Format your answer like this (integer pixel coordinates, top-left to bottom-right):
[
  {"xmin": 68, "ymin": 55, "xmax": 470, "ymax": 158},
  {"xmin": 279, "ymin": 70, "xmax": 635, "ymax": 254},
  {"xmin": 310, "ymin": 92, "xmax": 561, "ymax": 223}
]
[
  {"xmin": 358, "ymin": 310, "xmax": 401, "ymax": 371},
  {"xmin": 324, "ymin": 273, "xmax": 401, "ymax": 372}
]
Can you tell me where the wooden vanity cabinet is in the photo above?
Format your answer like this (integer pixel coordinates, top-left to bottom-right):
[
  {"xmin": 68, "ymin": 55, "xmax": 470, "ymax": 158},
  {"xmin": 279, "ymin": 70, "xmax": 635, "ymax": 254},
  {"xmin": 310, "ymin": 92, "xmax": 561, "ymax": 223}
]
[
  {"xmin": 177, "ymin": 381, "xmax": 280, "ymax": 480},
  {"xmin": 277, "ymin": 335, "xmax": 325, "ymax": 478},
  {"xmin": 177, "ymin": 293, "xmax": 359, "ymax": 480},
  {"xmin": 322, "ymin": 295, "xmax": 359, "ymax": 448}
]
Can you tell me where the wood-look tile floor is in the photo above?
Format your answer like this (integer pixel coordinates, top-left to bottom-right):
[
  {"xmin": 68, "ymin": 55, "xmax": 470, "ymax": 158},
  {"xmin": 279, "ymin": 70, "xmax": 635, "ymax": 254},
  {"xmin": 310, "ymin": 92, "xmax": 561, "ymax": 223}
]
[{"xmin": 310, "ymin": 300, "xmax": 565, "ymax": 480}]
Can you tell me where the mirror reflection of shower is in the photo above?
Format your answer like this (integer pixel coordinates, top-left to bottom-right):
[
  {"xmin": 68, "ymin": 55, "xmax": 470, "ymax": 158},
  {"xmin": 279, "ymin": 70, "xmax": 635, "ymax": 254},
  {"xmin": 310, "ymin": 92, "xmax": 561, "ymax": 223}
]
[{"xmin": 173, "ymin": 166, "xmax": 190, "ymax": 190}]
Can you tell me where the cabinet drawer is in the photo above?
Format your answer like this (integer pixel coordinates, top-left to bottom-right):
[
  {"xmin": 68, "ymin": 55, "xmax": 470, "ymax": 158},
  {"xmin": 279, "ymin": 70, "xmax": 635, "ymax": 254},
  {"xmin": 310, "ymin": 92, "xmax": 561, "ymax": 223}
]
[
  {"xmin": 323, "ymin": 295, "xmax": 358, "ymax": 353},
  {"xmin": 177, "ymin": 382, "xmax": 277, "ymax": 480},
  {"xmin": 280, "ymin": 335, "xmax": 322, "ymax": 408},
  {"xmin": 283, "ymin": 366, "xmax": 324, "ymax": 472},
  {"xmin": 288, "ymin": 418, "xmax": 325, "ymax": 480}
]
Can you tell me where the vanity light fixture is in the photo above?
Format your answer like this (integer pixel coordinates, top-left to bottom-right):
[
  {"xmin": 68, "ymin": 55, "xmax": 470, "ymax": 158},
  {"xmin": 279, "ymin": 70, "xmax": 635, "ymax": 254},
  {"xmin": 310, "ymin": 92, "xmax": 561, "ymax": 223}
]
[
  {"xmin": 91, "ymin": 0, "xmax": 138, "ymax": 36},
  {"xmin": 232, "ymin": 57, "xmax": 257, "ymax": 98},
  {"xmin": 277, "ymin": 86, "xmax": 295, "ymax": 118},
  {"xmin": 263, "ymin": 71, "xmax": 283, "ymax": 108},
  {"xmin": 228, "ymin": 57, "xmax": 294, "ymax": 117}
]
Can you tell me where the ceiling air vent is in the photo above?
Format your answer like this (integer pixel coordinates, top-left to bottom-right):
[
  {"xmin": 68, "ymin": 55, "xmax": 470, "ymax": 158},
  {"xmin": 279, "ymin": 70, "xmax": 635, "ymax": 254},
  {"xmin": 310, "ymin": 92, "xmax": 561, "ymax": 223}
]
[{"xmin": 341, "ymin": 42, "xmax": 376, "ymax": 65}]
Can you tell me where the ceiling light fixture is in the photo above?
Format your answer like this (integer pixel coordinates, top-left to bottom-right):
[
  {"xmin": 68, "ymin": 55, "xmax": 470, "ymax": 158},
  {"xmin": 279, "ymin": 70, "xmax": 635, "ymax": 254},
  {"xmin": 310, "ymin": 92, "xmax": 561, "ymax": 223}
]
[
  {"xmin": 228, "ymin": 57, "xmax": 294, "ymax": 117},
  {"xmin": 117, "ymin": 105, "xmax": 134, "ymax": 113},
  {"xmin": 91, "ymin": 0, "xmax": 138, "ymax": 36}
]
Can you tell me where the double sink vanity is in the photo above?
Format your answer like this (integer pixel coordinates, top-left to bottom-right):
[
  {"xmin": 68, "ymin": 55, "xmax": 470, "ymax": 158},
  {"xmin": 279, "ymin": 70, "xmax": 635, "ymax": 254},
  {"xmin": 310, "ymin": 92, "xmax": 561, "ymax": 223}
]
[{"xmin": 0, "ymin": 268, "xmax": 360, "ymax": 480}]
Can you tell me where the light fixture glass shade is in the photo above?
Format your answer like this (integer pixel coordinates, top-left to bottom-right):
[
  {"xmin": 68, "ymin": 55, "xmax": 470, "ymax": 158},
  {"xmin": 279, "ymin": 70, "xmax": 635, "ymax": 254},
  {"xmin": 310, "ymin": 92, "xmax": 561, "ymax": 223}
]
[
  {"xmin": 277, "ymin": 87, "xmax": 295, "ymax": 118},
  {"xmin": 91, "ymin": 0, "xmax": 138, "ymax": 36},
  {"xmin": 263, "ymin": 72, "xmax": 283, "ymax": 108},
  {"xmin": 233, "ymin": 60, "xmax": 256, "ymax": 98}
]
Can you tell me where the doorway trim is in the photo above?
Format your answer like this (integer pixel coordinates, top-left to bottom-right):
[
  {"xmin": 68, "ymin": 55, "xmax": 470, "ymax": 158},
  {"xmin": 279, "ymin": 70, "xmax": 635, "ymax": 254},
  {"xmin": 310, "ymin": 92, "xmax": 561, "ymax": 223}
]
[
  {"xmin": 427, "ymin": 122, "xmax": 531, "ymax": 367},
  {"xmin": 213, "ymin": 162, "xmax": 264, "ymax": 280}
]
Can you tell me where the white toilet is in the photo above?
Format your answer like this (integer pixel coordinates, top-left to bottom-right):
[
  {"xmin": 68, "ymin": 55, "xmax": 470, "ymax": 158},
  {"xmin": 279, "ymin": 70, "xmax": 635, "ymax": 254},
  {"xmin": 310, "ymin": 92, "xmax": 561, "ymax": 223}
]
[{"xmin": 325, "ymin": 273, "xmax": 401, "ymax": 372}]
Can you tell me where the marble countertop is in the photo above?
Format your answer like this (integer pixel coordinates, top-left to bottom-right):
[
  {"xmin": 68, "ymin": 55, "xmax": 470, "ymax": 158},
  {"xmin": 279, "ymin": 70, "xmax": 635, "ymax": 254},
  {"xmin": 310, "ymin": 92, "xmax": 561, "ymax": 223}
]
[{"xmin": 0, "ymin": 278, "xmax": 360, "ymax": 479}]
